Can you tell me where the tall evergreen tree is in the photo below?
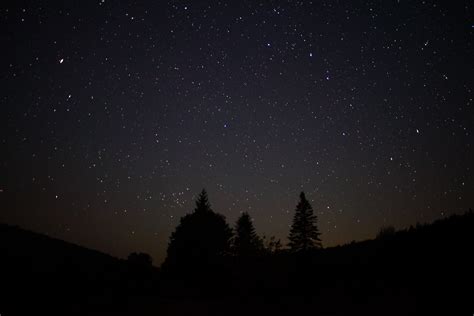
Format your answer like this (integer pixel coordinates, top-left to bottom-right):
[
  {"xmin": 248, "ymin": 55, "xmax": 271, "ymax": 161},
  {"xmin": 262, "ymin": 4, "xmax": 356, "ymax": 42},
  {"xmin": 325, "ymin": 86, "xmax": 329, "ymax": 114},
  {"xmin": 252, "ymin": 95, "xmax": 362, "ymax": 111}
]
[
  {"xmin": 288, "ymin": 192, "xmax": 322, "ymax": 251},
  {"xmin": 163, "ymin": 189, "xmax": 233, "ymax": 269},
  {"xmin": 194, "ymin": 188, "xmax": 211, "ymax": 213},
  {"xmin": 233, "ymin": 212, "xmax": 262, "ymax": 256}
]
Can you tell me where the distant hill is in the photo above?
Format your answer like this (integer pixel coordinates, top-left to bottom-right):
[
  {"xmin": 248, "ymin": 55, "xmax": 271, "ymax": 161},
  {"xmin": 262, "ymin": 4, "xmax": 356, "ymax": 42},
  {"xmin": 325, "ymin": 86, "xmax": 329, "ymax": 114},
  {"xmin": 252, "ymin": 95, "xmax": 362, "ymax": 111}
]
[
  {"xmin": 0, "ymin": 222, "xmax": 120, "ymax": 269},
  {"xmin": 319, "ymin": 209, "xmax": 474, "ymax": 264},
  {"xmin": 0, "ymin": 223, "xmax": 159, "ymax": 315}
]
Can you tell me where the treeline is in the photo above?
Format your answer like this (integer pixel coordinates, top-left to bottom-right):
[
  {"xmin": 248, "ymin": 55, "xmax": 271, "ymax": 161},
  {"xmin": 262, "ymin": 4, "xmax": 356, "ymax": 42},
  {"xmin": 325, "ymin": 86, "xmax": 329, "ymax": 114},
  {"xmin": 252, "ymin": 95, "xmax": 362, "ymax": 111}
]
[
  {"xmin": 2, "ymin": 194, "xmax": 473, "ymax": 315},
  {"xmin": 162, "ymin": 189, "xmax": 321, "ymax": 270}
]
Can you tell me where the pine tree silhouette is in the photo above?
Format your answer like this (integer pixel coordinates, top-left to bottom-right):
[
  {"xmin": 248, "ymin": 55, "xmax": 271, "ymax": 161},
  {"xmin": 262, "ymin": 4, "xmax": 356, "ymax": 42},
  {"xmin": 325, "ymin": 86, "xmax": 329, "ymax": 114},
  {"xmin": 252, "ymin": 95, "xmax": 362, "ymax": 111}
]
[
  {"xmin": 194, "ymin": 188, "xmax": 211, "ymax": 213},
  {"xmin": 288, "ymin": 192, "xmax": 322, "ymax": 251},
  {"xmin": 233, "ymin": 212, "xmax": 263, "ymax": 256},
  {"xmin": 163, "ymin": 189, "xmax": 233, "ymax": 269}
]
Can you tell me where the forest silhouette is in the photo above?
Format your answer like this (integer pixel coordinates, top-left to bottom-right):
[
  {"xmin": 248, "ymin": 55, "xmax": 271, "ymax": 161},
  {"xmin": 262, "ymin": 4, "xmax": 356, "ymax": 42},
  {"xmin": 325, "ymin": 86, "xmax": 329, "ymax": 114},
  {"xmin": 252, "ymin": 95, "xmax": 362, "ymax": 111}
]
[
  {"xmin": 165, "ymin": 190, "xmax": 321, "ymax": 266},
  {"xmin": 1, "ymin": 189, "xmax": 473, "ymax": 315}
]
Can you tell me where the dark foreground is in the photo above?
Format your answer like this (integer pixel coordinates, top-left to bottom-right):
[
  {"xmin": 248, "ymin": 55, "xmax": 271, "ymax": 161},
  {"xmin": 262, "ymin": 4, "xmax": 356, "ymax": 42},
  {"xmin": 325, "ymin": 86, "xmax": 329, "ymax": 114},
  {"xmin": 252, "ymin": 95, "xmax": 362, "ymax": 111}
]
[{"xmin": 1, "ymin": 211, "xmax": 473, "ymax": 316}]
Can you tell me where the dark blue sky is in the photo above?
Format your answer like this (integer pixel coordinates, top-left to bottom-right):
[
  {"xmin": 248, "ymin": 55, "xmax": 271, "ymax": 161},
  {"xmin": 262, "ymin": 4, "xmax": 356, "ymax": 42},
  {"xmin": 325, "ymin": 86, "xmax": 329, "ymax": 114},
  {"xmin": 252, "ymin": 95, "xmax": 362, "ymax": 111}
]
[{"xmin": 1, "ymin": 0, "xmax": 473, "ymax": 264}]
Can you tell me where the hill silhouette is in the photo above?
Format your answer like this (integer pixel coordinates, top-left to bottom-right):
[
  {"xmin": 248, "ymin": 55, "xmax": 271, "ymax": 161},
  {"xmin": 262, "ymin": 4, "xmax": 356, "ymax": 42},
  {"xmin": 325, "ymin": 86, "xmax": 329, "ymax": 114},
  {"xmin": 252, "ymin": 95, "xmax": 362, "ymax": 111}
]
[
  {"xmin": 0, "ymin": 223, "xmax": 159, "ymax": 315},
  {"xmin": 1, "ymin": 210, "xmax": 473, "ymax": 315}
]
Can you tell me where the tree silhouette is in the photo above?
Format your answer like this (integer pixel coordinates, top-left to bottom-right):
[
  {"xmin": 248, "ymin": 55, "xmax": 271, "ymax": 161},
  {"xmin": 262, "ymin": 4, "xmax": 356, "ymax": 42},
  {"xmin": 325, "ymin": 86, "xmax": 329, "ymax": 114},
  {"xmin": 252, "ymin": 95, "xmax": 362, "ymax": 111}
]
[
  {"xmin": 376, "ymin": 226, "xmax": 396, "ymax": 240},
  {"xmin": 163, "ymin": 189, "xmax": 233, "ymax": 268},
  {"xmin": 233, "ymin": 212, "xmax": 263, "ymax": 256},
  {"xmin": 288, "ymin": 192, "xmax": 322, "ymax": 251},
  {"xmin": 127, "ymin": 252, "xmax": 153, "ymax": 267}
]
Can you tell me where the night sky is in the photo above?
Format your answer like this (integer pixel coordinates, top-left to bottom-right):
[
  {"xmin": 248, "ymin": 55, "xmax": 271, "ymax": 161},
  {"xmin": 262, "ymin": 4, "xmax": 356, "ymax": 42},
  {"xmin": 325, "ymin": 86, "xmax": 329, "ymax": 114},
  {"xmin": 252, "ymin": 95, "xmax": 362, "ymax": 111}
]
[{"xmin": 1, "ymin": 1, "xmax": 473, "ymax": 264}]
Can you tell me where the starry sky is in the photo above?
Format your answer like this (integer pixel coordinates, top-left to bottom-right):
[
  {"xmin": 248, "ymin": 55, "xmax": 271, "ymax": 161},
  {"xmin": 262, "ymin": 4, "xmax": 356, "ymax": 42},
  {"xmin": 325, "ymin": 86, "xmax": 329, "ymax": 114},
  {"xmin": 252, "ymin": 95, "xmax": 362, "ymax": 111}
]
[{"xmin": 1, "ymin": 1, "xmax": 473, "ymax": 264}]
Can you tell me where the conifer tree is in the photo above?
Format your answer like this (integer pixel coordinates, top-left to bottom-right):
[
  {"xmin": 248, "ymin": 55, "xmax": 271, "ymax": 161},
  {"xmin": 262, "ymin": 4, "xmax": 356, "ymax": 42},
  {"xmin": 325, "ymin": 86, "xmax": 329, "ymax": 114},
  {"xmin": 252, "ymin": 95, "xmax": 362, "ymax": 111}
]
[
  {"xmin": 164, "ymin": 189, "xmax": 233, "ymax": 268},
  {"xmin": 194, "ymin": 188, "xmax": 211, "ymax": 213},
  {"xmin": 288, "ymin": 192, "xmax": 322, "ymax": 251},
  {"xmin": 233, "ymin": 212, "xmax": 262, "ymax": 256}
]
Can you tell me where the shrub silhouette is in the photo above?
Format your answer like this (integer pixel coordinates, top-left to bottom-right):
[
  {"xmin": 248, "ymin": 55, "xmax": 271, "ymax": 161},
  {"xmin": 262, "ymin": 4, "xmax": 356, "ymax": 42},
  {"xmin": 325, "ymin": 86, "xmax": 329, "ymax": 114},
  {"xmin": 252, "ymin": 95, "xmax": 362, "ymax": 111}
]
[
  {"xmin": 127, "ymin": 252, "xmax": 153, "ymax": 267},
  {"xmin": 163, "ymin": 189, "xmax": 233, "ymax": 269},
  {"xmin": 262, "ymin": 235, "xmax": 283, "ymax": 254}
]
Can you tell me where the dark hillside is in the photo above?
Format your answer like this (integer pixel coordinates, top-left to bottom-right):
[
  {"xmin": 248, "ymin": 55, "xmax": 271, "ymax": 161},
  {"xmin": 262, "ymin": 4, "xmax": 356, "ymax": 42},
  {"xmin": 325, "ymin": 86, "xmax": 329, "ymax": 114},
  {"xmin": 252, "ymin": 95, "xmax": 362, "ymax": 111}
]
[{"xmin": 0, "ymin": 223, "xmax": 159, "ymax": 315}]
